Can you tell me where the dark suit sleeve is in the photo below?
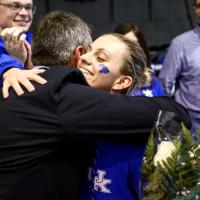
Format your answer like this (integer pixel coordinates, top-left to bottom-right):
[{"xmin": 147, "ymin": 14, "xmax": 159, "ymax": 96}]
[{"xmin": 54, "ymin": 80, "xmax": 191, "ymax": 142}]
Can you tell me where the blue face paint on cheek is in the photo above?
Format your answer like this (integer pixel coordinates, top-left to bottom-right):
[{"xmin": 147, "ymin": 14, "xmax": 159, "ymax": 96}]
[{"xmin": 98, "ymin": 64, "xmax": 110, "ymax": 74}]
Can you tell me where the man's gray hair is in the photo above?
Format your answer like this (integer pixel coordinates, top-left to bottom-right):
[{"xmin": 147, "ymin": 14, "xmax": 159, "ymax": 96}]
[{"xmin": 32, "ymin": 10, "xmax": 92, "ymax": 66}]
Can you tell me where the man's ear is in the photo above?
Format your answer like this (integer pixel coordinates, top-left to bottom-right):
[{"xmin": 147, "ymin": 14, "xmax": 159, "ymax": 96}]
[
  {"xmin": 112, "ymin": 75, "xmax": 133, "ymax": 93},
  {"xmin": 74, "ymin": 46, "xmax": 84, "ymax": 66}
]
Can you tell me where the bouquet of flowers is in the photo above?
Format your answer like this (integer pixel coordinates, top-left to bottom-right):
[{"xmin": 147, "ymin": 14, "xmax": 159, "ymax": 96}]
[{"xmin": 142, "ymin": 125, "xmax": 200, "ymax": 200}]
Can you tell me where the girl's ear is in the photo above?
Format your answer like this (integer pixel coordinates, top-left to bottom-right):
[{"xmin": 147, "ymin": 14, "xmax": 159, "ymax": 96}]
[{"xmin": 111, "ymin": 75, "xmax": 133, "ymax": 93}]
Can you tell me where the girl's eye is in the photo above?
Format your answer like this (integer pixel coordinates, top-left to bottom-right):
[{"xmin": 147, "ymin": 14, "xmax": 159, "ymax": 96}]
[{"xmin": 97, "ymin": 56, "xmax": 106, "ymax": 62}]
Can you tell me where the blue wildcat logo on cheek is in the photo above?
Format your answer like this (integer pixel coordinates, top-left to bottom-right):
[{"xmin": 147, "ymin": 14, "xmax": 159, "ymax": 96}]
[{"xmin": 99, "ymin": 64, "xmax": 110, "ymax": 74}]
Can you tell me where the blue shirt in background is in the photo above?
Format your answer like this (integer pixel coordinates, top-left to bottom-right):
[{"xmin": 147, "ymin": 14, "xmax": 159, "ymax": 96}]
[
  {"xmin": 131, "ymin": 77, "xmax": 165, "ymax": 97},
  {"xmin": 0, "ymin": 32, "xmax": 32, "ymax": 86}
]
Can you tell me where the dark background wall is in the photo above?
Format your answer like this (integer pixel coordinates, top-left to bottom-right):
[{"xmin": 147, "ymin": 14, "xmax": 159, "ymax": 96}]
[{"xmin": 32, "ymin": 0, "xmax": 196, "ymax": 48}]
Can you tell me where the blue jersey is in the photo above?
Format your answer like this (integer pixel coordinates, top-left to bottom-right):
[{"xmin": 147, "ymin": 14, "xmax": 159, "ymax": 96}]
[
  {"xmin": 0, "ymin": 32, "xmax": 32, "ymax": 86},
  {"xmin": 81, "ymin": 142, "xmax": 146, "ymax": 200},
  {"xmin": 80, "ymin": 76, "xmax": 165, "ymax": 200}
]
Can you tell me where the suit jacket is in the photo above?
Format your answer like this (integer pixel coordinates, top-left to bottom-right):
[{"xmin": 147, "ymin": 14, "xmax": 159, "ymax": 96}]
[{"xmin": 0, "ymin": 66, "xmax": 191, "ymax": 200}]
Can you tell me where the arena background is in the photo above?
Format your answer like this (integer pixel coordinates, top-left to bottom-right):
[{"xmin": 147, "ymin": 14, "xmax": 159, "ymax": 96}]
[{"xmin": 32, "ymin": 0, "xmax": 197, "ymax": 66}]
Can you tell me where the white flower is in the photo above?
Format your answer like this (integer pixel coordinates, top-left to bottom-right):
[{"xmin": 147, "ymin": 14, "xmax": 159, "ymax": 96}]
[
  {"xmin": 154, "ymin": 141, "xmax": 176, "ymax": 166},
  {"xmin": 189, "ymin": 151, "xmax": 195, "ymax": 158},
  {"xmin": 181, "ymin": 162, "xmax": 186, "ymax": 166}
]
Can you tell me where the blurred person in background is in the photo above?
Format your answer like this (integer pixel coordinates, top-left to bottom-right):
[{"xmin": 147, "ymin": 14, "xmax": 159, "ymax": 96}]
[
  {"xmin": 0, "ymin": 0, "xmax": 46, "ymax": 92},
  {"xmin": 159, "ymin": 0, "xmax": 200, "ymax": 139}
]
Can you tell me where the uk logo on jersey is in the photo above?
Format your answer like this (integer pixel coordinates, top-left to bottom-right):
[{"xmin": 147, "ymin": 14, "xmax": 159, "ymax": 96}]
[
  {"xmin": 143, "ymin": 89, "xmax": 153, "ymax": 97},
  {"xmin": 94, "ymin": 169, "xmax": 112, "ymax": 194}
]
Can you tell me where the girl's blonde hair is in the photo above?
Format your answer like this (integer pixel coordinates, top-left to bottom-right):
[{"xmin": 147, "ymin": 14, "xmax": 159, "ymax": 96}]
[{"xmin": 110, "ymin": 33, "xmax": 151, "ymax": 94}]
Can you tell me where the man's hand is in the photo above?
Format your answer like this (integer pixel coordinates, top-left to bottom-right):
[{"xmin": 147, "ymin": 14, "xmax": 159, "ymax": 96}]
[
  {"xmin": 3, "ymin": 68, "xmax": 47, "ymax": 98},
  {"xmin": 1, "ymin": 27, "xmax": 29, "ymax": 65}
]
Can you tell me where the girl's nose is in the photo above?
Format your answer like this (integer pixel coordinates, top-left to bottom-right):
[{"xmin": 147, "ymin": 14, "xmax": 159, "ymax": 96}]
[{"xmin": 80, "ymin": 53, "xmax": 92, "ymax": 65}]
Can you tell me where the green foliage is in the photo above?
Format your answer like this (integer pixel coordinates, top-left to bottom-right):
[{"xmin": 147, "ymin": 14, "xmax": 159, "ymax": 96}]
[
  {"xmin": 142, "ymin": 127, "xmax": 200, "ymax": 200},
  {"xmin": 141, "ymin": 131, "xmax": 155, "ymax": 184}
]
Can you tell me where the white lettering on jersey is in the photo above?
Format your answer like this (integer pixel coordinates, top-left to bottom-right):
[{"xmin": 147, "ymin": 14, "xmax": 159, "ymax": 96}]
[{"xmin": 94, "ymin": 169, "xmax": 112, "ymax": 193}]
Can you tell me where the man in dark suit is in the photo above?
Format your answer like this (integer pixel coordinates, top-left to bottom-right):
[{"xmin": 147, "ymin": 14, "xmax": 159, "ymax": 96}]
[{"xmin": 0, "ymin": 11, "xmax": 191, "ymax": 200}]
